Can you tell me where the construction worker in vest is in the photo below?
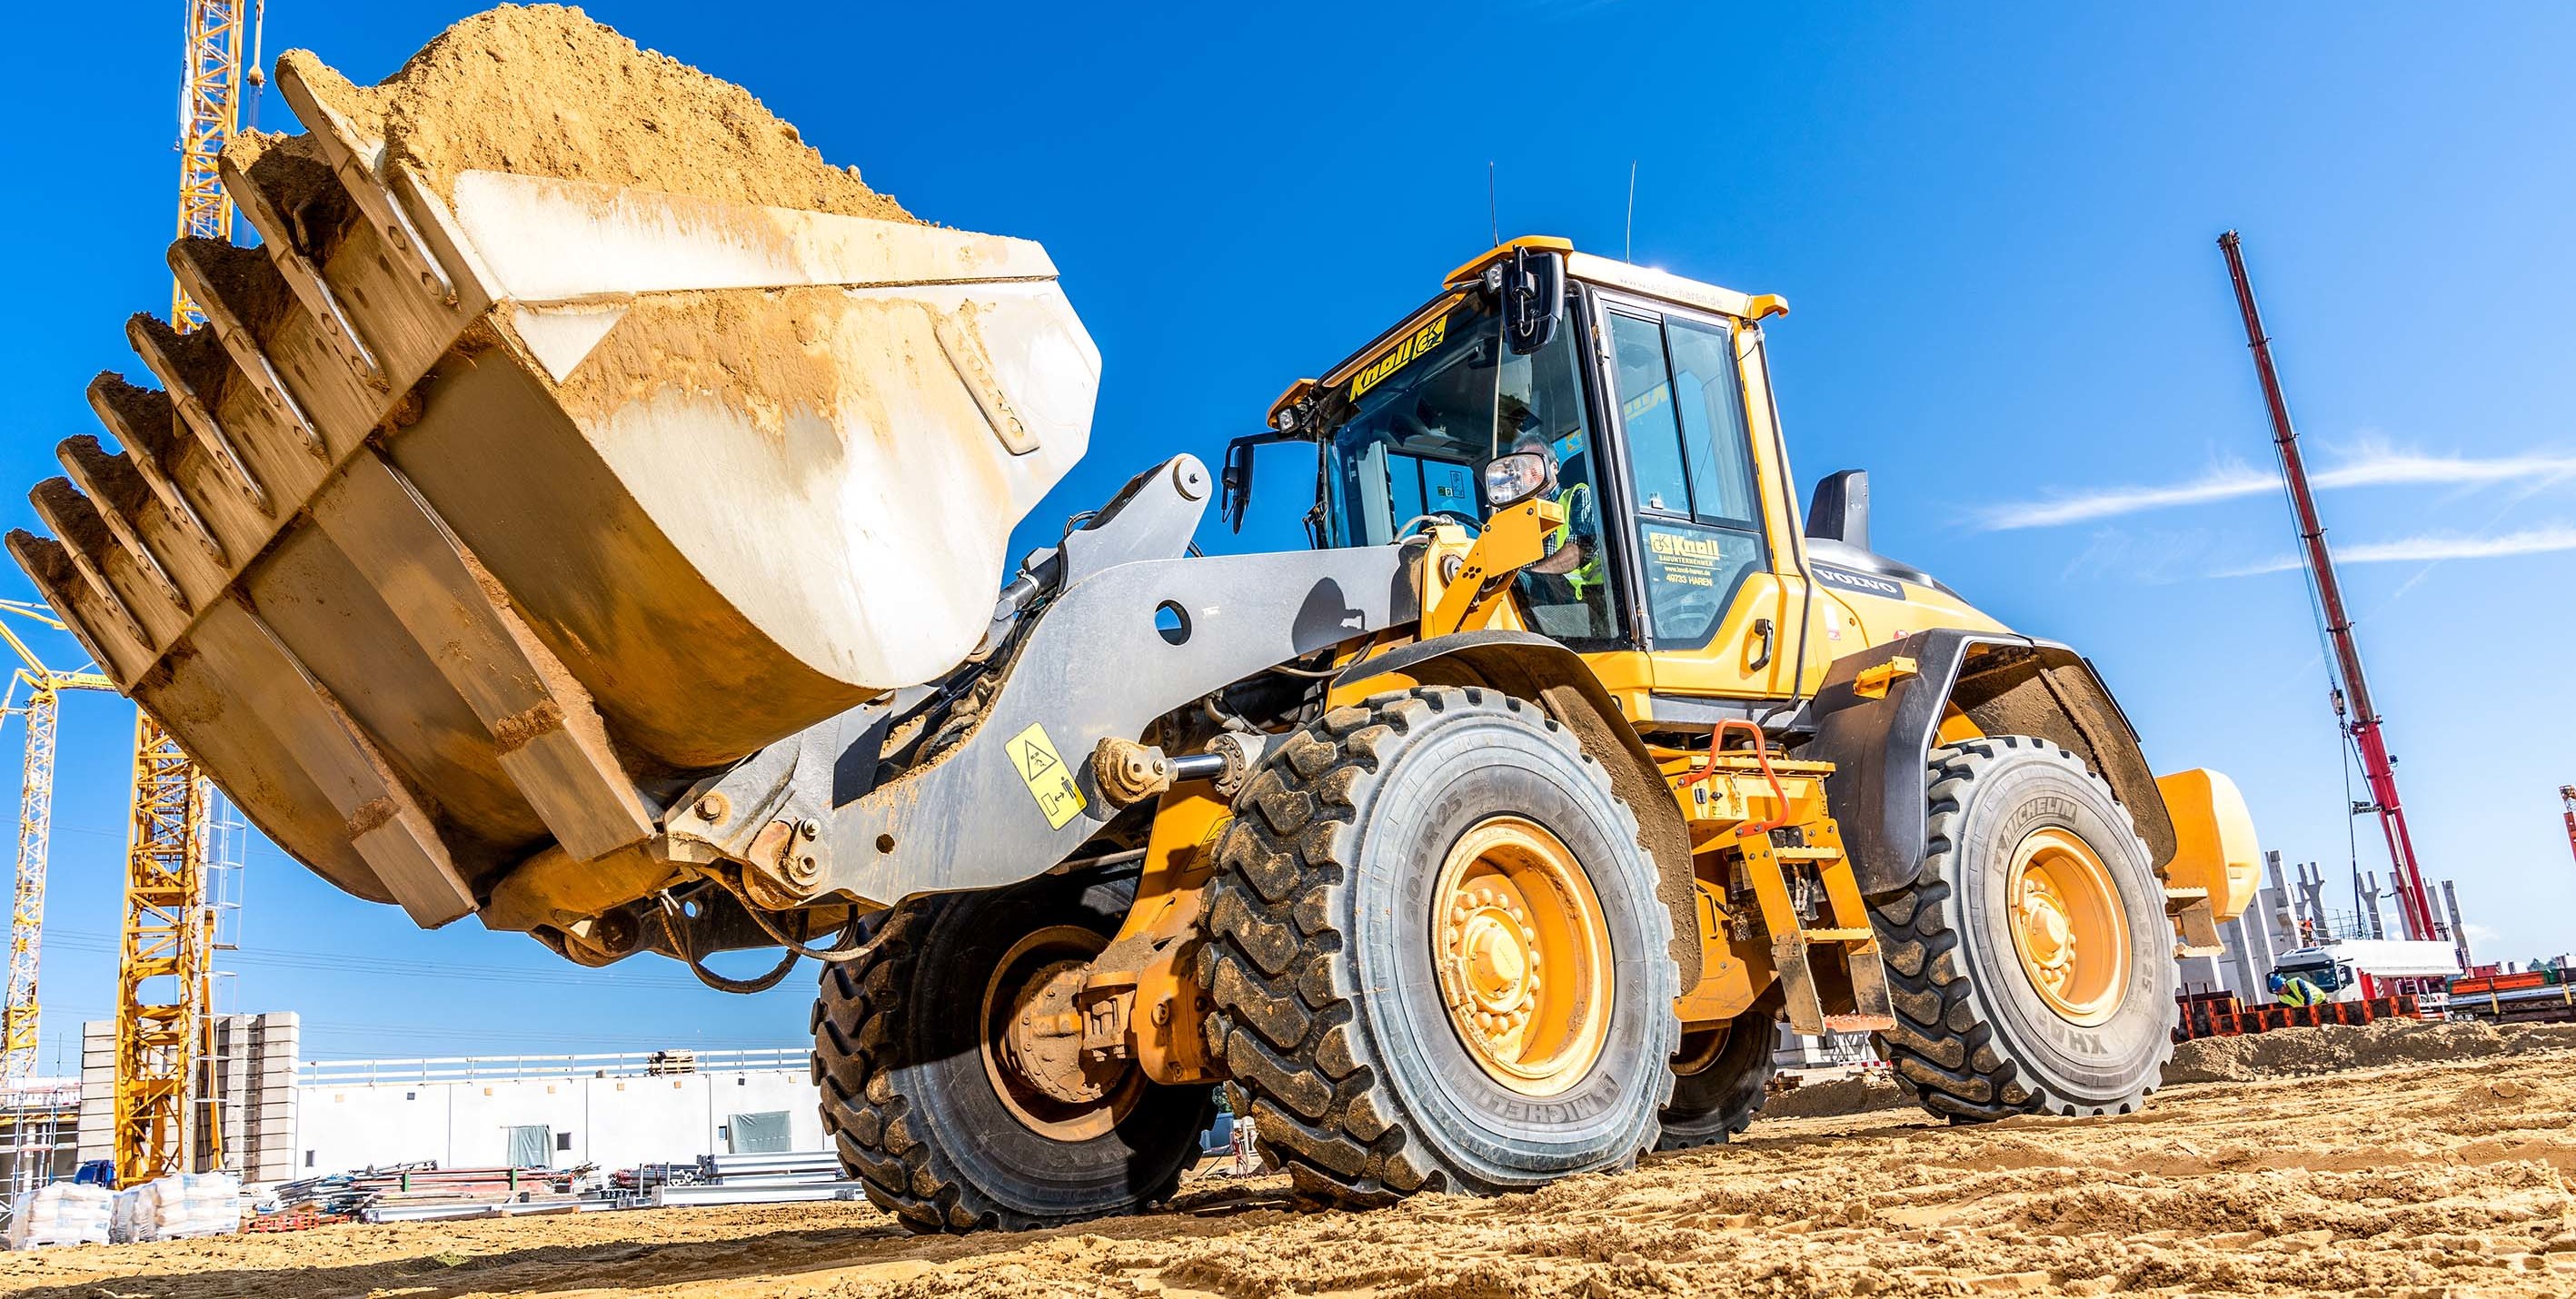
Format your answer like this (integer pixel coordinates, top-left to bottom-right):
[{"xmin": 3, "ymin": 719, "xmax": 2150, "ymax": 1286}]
[
  {"xmin": 2269, "ymin": 969, "xmax": 2327, "ymax": 1007},
  {"xmin": 1507, "ymin": 425, "xmax": 1603, "ymax": 597}
]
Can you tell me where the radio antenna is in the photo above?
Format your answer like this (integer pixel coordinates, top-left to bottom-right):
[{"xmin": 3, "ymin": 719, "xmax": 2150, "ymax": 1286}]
[
  {"xmin": 1487, "ymin": 163, "xmax": 1500, "ymax": 246},
  {"xmin": 1625, "ymin": 162, "xmax": 1637, "ymax": 262}
]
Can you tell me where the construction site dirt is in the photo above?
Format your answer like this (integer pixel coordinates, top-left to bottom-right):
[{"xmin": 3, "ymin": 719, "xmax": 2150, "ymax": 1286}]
[{"xmin": 5, "ymin": 1023, "xmax": 2572, "ymax": 1299}]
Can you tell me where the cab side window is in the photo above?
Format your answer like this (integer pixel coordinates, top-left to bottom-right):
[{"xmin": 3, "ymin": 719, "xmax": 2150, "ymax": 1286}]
[{"xmin": 1606, "ymin": 311, "xmax": 1764, "ymax": 650}]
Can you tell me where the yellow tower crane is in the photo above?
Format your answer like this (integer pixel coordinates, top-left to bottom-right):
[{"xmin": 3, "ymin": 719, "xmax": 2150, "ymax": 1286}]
[
  {"xmin": 1, "ymin": 602, "xmax": 114, "ymax": 1205},
  {"xmin": 107, "ymin": 0, "xmax": 265, "ymax": 1185},
  {"xmin": 0, "ymin": 603, "xmax": 114, "ymax": 1082}
]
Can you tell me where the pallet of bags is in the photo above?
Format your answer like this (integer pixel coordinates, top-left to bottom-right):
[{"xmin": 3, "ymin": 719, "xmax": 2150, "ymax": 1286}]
[
  {"xmin": 132, "ymin": 1172, "xmax": 242, "ymax": 1242},
  {"xmin": 5, "ymin": 1183, "xmax": 112, "ymax": 1249}
]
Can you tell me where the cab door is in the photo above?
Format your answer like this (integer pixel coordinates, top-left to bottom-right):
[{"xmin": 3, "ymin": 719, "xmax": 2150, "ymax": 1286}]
[{"xmin": 1589, "ymin": 295, "xmax": 1800, "ymax": 700}]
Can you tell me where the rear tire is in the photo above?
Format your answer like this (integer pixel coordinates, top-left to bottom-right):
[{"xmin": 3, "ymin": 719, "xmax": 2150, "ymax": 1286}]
[
  {"xmin": 1656, "ymin": 989, "xmax": 1782, "ymax": 1149},
  {"xmin": 1868, "ymin": 735, "xmax": 2175, "ymax": 1121},
  {"xmin": 811, "ymin": 870, "xmax": 1214, "ymax": 1233},
  {"xmin": 1199, "ymin": 687, "xmax": 1678, "ymax": 1207}
]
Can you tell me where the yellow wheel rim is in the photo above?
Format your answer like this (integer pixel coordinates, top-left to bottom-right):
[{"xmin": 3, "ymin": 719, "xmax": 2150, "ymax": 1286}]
[
  {"xmin": 1431, "ymin": 817, "xmax": 1613, "ymax": 1097},
  {"xmin": 2004, "ymin": 827, "xmax": 2131, "ymax": 1026}
]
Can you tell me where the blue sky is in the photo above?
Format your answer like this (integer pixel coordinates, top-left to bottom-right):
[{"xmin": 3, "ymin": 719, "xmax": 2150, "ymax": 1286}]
[{"xmin": 1, "ymin": 2, "xmax": 2571, "ymax": 1067}]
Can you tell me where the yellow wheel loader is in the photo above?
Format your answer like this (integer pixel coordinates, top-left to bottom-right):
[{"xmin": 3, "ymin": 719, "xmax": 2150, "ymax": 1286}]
[{"xmin": 15, "ymin": 23, "xmax": 2263, "ymax": 1235}]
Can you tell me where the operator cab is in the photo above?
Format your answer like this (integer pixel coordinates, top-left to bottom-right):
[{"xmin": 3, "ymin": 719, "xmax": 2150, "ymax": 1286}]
[{"xmin": 1222, "ymin": 237, "xmax": 1994, "ymax": 709}]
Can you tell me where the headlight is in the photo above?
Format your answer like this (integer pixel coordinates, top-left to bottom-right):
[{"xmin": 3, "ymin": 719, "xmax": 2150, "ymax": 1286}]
[{"xmin": 1483, "ymin": 451, "xmax": 1555, "ymax": 508}]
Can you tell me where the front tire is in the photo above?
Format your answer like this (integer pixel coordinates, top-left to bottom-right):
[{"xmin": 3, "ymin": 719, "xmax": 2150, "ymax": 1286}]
[
  {"xmin": 1199, "ymin": 687, "xmax": 1679, "ymax": 1207},
  {"xmin": 811, "ymin": 869, "xmax": 1214, "ymax": 1233},
  {"xmin": 1869, "ymin": 735, "xmax": 2176, "ymax": 1120}
]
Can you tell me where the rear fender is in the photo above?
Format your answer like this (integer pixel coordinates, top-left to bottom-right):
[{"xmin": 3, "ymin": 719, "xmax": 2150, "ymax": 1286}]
[
  {"xmin": 2156, "ymin": 768, "xmax": 2261, "ymax": 923},
  {"xmin": 1333, "ymin": 630, "xmax": 1701, "ymax": 990},
  {"xmin": 1804, "ymin": 631, "xmax": 2179, "ymax": 897}
]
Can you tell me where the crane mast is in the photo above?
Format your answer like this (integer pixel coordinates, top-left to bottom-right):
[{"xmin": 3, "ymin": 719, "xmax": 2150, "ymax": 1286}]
[
  {"xmin": 174, "ymin": 0, "xmax": 261, "ymax": 326},
  {"xmin": 108, "ymin": 0, "xmax": 265, "ymax": 1183},
  {"xmin": 1, "ymin": 605, "xmax": 113, "ymax": 1213},
  {"xmin": 2218, "ymin": 232, "xmax": 2442, "ymax": 944}
]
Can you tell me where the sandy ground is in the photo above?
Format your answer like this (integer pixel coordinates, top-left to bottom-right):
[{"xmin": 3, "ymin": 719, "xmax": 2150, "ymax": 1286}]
[{"xmin": 6, "ymin": 1034, "xmax": 2574, "ymax": 1298}]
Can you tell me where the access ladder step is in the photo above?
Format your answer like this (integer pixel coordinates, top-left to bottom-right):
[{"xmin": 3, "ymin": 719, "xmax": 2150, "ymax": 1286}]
[
  {"xmin": 1797, "ymin": 927, "xmax": 1875, "ymax": 943},
  {"xmin": 1773, "ymin": 846, "xmax": 1844, "ymax": 862}
]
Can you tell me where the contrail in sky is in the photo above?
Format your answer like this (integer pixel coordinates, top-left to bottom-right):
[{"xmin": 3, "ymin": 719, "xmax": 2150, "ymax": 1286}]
[
  {"xmin": 2217, "ymin": 522, "xmax": 2576, "ymax": 576},
  {"xmin": 1974, "ymin": 442, "xmax": 2576, "ymax": 531}
]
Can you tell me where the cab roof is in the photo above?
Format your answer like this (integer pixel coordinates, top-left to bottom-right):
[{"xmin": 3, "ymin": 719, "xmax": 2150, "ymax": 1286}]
[{"xmin": 1266, "ymin": 236, "xmax": 1787, "ymax": 427}]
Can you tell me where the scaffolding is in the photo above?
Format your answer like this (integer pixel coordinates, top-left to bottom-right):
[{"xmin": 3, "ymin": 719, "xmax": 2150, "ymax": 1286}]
[
  {"xmin": 0, "ymin": 1083, "xmax": 78, "ymax": 1201},
  {"xmin": 195, "ymin": 792, "xmax": 245, "ymax": 1173}
]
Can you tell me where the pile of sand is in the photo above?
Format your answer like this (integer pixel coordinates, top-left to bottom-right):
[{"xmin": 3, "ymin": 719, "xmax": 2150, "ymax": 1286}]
[
  {"xmin": 274, "ymin": 5, "xmax": 913, "ymax": 223},
  {"xmin": 2165, "ymin": 1016, "xmax": 2576, "ymax": 1085},
  {"xmin": 1762, "ymin": 1067, "xmax": 1913, "ymax": 1120}
]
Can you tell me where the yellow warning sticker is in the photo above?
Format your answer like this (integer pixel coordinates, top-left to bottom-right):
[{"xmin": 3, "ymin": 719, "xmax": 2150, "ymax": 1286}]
[{"xmin": 1008, "ymin": 723, "xmax": 1088, "ymax": 829}]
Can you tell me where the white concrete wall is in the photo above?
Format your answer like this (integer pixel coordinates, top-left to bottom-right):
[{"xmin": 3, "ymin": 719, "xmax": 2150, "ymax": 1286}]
[{"xmin": 293, "ymin": 1069, "xmax": 823, "ymax": 1175}]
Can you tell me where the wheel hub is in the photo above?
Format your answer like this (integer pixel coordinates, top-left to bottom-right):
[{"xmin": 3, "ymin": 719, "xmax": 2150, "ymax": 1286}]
[
  {"xmin": 2004, "ymin": 827, "xmax": 2132, "ymax": 1027},
  {"xmin": 1000, "ymin": 956, "xmax": 1109, "ymax": 1107},
  {"xmin": 1431, "ymin": 817, "xmax": 1610, "ymax": 1097},
  {"xmin": 980, "ymin": 925, "xmax": 1143, "ymax": 1141}
]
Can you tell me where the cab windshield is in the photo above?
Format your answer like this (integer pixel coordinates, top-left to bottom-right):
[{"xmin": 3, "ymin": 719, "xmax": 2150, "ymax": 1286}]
[
  {"xmin": 1313, "ymin": 296, "xmax": 1615, "ymax": 641},
  {"xmin": 1318, "ymin": 302, "xmax": 1500, "ymax": 547}
]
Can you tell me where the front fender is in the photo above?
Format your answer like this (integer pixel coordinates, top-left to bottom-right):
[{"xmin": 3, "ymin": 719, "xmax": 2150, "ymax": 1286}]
[{"xmin": 1803, "ymin": 631, "xmax": 2178, "ymax": 897}]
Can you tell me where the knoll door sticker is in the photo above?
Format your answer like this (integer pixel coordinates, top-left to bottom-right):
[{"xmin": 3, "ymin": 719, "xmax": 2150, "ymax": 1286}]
[{"xmin": 1010, "ymin": 723, "xmax": 1088, "ymax": 829}]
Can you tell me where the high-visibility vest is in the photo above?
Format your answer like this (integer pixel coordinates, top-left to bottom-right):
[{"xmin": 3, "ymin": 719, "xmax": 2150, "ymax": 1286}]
[{"xmin": 1546, "ymin": 482, "xmax": 1604, "ymax": 596}]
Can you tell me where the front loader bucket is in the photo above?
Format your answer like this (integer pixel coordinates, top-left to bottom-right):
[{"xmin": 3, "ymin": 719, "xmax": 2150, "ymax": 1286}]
[{"xmin": 10, "ymin": 43, "xmax": 1095, "ymax": 927}]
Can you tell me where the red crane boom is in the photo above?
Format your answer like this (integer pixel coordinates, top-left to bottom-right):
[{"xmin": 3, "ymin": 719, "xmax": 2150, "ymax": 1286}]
[
  {"xmin": 2561, "ymin": 786, "xmax": 2575, "ymax": 870},
  {"xmin": 2218, "ymin": 232, "xmax": 2441, "ymax": 943}
]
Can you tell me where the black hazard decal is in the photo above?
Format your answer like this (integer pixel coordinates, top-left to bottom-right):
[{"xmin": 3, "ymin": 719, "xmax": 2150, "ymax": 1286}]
[{"xmin": 1812, "ymin": 563, "xmax": 1905, "ymax": 601}]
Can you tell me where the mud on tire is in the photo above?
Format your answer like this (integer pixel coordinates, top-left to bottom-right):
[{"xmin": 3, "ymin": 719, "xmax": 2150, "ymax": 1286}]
[
  {"xmin": 1198, "ymin": 686, "xmax": 1678, "ymax": 1207},
  {"xmin": 811, "ymin": 870, "xmax": 1214, "ymax": 1233},
  {"xmin": 1868, "ymin": 735, "xmax": 2177, "ymax": 1121}
]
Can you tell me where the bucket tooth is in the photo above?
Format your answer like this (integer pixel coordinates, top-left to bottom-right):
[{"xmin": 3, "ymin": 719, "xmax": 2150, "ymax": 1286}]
[
  {"xmin": 85, "ymin": 373, "xmax": 225, "ymax": 566},
  {"xmin": 168, "ymin": 238, "xmax": 325, "ymax": 460},
  {"xmin": 55, "ymin": 437, "xmax": 188, "ymax": 613},
  {"xmin": 219, "ymin": 142, "xmax": 385, "ymax": 389},
  {"xmin": 123, "ymin": 314, "xmax": 272, "ymax": 517},
  {"xmin": 26, "ymin": 479, "xmax": 154, "ymax": 650},
  {"xmin": 5, "ymin": 531, "xmax": 132, "ymax": 683},
  {"xmin": 276, "ymin": 52, "xmax": 460, "ymax": 307}
]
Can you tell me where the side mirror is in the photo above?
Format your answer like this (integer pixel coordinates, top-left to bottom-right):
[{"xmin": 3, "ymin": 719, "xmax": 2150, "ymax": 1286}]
[
  {"xmin": 1502, "ymin": 248, "xmax": 1565, "ymax": 355},
  {"xmin": 1805, "ymin": 469, "xmax": 1870, "ymax": 550},
  {"xmin": 1220, "ymin": 431, "xmax": 1311, "ymax": 533},
  {"xmin": 1219, "ymin": 434, "xmax": 1259, "ymax": 532}
]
